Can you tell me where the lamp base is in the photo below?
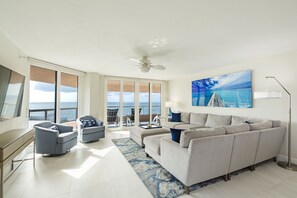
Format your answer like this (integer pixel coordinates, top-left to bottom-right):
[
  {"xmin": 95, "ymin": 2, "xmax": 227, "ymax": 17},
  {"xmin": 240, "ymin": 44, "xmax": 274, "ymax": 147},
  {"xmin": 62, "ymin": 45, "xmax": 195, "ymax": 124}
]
[{"xmin": 277, "ymin": 161, "xmax": 297, "ymax": 171}]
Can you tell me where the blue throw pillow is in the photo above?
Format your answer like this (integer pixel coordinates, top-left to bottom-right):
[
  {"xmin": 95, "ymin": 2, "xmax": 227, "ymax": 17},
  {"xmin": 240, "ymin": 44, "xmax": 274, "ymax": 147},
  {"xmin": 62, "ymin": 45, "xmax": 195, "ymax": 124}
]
[
  {"xmin": 170, "ymin": 128, "xmax": 183, "ymax": 143},
  {"xmin": 171, "ymin": 112, "xmax": 181, "ymax": 122},
  {"xmin": 49, "ymin": 125, "xmax": 59, "ymax": 131}
]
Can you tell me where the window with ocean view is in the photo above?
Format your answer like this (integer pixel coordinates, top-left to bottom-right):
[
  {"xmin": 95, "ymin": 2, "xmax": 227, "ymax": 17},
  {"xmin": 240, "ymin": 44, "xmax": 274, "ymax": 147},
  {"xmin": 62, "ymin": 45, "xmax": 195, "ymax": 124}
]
[
  {"xmin": 29, "ymin": 66, "xmax": 56, "ymax": 122},
  {"xmin": 29, "ymin": 66, "xmax": 79, "ymax": 124},
  {"xmin": 60, "ymin": 73, "xmax": 78, "ymax": 123}
]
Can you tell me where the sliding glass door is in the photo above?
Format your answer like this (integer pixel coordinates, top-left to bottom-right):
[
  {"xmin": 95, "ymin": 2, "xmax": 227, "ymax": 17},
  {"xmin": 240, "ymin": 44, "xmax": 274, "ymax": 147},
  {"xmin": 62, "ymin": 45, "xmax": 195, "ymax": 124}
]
[
  {"xmin": 123, "ymin": 81, "xmax": 135, "ymax": 126},
  {"xmin": 106, "ymin": 79, "xmax": 163, "ymax": 128},
  {"xmin": 139, "ymin": 82, "xmax": 150, "ymax": 126},
  {"xmin": 106, "ymin": 80, "xmax": 120, "ymax": 128},
  {"xmin": 152, "ymin": 83, "xmax": 161, "ymax": 125}
]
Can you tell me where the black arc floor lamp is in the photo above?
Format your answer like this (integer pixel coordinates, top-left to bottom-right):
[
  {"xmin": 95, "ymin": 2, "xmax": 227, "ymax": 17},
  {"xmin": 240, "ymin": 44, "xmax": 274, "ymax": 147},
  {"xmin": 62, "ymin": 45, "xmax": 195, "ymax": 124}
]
[{"xmin": 265, "ymin": 76, "xmax": 297, "ymax": 171}]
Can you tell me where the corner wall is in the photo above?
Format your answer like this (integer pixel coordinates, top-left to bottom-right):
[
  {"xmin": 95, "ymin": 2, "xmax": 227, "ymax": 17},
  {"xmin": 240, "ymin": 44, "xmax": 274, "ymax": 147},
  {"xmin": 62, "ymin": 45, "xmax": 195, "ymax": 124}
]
[
  {"xmin": 0, "ymin": 31, "xmax": 29, "ymax": 133},
  {"xmin": 168, "ymin": 50, "xmax": 297, "ymax": 159}
]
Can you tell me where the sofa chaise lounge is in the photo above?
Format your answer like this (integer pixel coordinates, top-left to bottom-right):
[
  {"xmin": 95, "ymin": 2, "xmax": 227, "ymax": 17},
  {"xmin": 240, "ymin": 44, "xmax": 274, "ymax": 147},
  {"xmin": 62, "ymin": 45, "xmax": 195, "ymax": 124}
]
[{"xmin": 144, "ymin": 113, "xmax": 286, "ymax": 194}]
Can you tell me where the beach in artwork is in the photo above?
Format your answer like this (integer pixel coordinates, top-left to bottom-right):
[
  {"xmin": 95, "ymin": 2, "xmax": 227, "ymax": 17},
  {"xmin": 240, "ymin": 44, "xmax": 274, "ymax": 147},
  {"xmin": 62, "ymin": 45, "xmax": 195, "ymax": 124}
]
[{"xmin": 192, "ymin": 70, "xmax": 252, "ymax": 108}]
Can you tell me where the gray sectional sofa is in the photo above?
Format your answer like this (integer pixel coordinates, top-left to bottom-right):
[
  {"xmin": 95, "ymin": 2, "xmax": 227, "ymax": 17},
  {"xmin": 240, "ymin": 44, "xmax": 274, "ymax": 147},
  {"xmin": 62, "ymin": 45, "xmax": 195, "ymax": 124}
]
[{"xmin": 144, "ymin": 112, "xmax": 286, "ymax": 194}]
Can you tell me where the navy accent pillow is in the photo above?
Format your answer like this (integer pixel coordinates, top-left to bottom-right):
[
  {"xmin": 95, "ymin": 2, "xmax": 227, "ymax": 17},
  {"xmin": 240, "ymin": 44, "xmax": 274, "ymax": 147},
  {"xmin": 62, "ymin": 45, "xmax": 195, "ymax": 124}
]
[
  {"xmin": 82, "ymin": 119, "xmax": 98, "ymax": 127},
  {"xmin": 171, "ymin": 112, "xmax": 181, "ymax": 122},
  {"xmin": 49, "ymin": 125, "xmax": 59, "ymax": 131},
  {"xmin": 170, "ymin": 128, "xmax": 183, "ymax": 143},
  {"xmin": 91, "ymin": 119, "xmax": 98, "ymax": 126}
]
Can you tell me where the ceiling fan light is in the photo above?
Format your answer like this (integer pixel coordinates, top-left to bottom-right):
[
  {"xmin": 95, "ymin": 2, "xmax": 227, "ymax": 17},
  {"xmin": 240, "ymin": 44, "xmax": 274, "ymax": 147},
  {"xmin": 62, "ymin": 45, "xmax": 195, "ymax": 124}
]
[{"xmin": 139, "ymin": 66, "xmax": 150, "ymax": 73}]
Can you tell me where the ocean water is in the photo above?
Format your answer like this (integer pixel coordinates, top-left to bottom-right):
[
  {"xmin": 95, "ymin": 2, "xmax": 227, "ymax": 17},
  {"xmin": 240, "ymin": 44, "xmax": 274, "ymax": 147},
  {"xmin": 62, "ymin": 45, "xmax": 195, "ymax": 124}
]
[
  {"xmin": 29, "ymin": 102, "xmax": 161, "ymax": 122},
  {"xmin": 192, "ymin": 88, "xmax": 252, "ymax": 108},
  {"xmin": 29, "ymin": 102, "xmax": 77, "ymax": 122}
]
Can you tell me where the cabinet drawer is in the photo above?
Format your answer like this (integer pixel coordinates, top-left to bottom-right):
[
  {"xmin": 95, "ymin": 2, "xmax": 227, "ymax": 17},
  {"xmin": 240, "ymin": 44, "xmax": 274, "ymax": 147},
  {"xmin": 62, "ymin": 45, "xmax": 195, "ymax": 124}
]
[
  {"xmin": 23, "ymin": 130, "xmax": 34, "ymax": 143},
  {"xmin": 2, "ymin": 137, "xmax": 24, "ymax": 160}
]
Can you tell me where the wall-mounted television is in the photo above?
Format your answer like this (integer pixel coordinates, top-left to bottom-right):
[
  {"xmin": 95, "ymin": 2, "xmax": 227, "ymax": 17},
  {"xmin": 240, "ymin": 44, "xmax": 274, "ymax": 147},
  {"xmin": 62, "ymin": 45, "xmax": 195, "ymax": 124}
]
[{"xmin": 0, "ymin": 64, "xmax": 25, "ymax": 121}]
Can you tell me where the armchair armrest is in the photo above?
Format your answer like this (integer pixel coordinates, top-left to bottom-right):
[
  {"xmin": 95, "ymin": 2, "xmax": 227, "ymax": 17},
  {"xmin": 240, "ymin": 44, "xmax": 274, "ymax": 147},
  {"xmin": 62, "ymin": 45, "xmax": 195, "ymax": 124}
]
[
  {"xmin": 76, "ymin": 119, "xmax": 83, "ymax": 132},
  {"xmin": 34, "ymin": 126, "xmax": 59, "ymax": 151},
  {"xmin": 95, "ymin": 119, "xmax": 103, "ymax": 126},
  {"xmin": 160, "ymin": 137, "xmax": 190, "ymax": 184},
  {"xmin": 55, "ymin": 124, "xmax": 73, "ymax": 133}
]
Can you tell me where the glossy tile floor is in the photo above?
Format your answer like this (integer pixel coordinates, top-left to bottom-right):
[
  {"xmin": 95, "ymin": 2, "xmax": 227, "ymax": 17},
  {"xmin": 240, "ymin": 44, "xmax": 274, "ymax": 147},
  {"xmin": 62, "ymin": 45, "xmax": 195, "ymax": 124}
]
[{"xmin": 4, "ymin": 130, "xmax": 297, "ymax": 198}]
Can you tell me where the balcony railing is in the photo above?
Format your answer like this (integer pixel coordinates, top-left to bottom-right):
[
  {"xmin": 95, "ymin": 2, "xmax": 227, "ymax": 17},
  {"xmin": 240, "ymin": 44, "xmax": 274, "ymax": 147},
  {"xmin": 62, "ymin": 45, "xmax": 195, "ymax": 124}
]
[
  {"xmin": 29, "ymin": 107, "xmax": 78, "ymax": 123},
  {"xmin": 107, "ymin": 105, "xmax": 161, "ymax": 127}
]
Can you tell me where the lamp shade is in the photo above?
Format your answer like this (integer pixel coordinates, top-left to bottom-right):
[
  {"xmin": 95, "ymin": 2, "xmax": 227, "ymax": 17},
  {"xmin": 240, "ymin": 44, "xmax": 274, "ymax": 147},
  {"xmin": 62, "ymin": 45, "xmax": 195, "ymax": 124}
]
[{"xmin": 165, "ymin": 101, "xmax": 172, "ymax": 107}]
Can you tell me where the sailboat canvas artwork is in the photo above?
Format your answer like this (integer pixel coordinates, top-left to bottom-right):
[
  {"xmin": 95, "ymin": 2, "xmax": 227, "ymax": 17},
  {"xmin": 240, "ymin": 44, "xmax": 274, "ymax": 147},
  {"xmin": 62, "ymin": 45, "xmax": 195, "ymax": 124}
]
[{"xmin": 192, "ymin": 70, "xmax": 252, "ymax": 108}]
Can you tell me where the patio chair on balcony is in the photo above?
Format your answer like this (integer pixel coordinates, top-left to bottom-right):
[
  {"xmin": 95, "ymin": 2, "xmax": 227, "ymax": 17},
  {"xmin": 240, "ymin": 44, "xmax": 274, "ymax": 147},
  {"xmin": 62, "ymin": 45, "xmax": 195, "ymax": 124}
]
[
  {"xmin": 128, "ymin": 107, "xmax": 142, "ymax": 125},
  {"xmin": 107, "ymin": 108, "xmax": 119, "ymax": 125}
]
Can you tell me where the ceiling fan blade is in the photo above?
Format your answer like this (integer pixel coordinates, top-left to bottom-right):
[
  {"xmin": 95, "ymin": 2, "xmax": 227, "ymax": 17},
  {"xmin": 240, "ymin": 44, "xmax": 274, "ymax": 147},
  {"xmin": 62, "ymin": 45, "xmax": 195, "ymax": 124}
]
[
  {"xmin": 132, "ymin": 47, "xmax": 149, "ymax": 57},
  {"xmin": 150, "ymin": 49, "xmax": 174, "ymax": 57},
  {"xmin": 129, "ymin": 58, "xmax": 144, "ymax": 64},
  {"xmin": 151, "ymin": 65, "xmax": 166, "ymax": 70}
]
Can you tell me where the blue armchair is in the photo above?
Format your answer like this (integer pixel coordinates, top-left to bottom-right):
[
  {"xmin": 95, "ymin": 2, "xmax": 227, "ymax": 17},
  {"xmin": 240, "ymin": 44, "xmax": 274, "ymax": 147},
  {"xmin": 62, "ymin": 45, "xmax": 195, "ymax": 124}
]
[
  {"xmin": 76, "ymin": 115, "xmax": 105, "ymax": 143},
  {"xmin": 34, "ymin": 122, "xmax": 78, "ymax": 155}
]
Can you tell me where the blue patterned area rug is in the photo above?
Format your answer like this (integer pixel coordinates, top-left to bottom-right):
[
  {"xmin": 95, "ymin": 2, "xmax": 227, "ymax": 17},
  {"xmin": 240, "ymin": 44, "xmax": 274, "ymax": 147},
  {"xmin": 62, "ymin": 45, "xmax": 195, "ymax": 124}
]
[{"xmin": 112, "ymin": 138, "xmax": 223, "ymax": 198}]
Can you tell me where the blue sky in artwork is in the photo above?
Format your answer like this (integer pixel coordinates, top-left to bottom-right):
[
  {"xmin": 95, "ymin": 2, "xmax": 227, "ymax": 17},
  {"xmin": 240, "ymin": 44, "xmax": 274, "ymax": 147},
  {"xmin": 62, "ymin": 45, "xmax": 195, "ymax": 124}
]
[{"xmin": 192, "ymin": 70, "xmax": 251, "ymax": 91}]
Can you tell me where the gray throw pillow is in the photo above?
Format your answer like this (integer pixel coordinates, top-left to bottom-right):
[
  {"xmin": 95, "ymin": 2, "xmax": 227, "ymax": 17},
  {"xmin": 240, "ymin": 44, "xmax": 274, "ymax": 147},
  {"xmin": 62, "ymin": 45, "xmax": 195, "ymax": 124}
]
[
  {"xmin": 190, "ymin": 113, "xmax": 208, "ymax": 126},
  {"xmin": 205, "ymin": 114, "xmax": 231, "ymax": 127},
  {"xmin": 181, "ymin": 112, "xmax": 191, "ymax": 124},
  {"xmin": 224, "ymin": 123, "xmax": 250, "ymax": 134},
  {"xmin": 231, "ymin": 116, "xmax": 247, "ymax": 125},
  {"xmin": 180, "ymin": 127, "xmax": 226, "ymax": 148},
  {"xmin": 250, "ymin": 120, "xmax": 273, "ymax": 131}
]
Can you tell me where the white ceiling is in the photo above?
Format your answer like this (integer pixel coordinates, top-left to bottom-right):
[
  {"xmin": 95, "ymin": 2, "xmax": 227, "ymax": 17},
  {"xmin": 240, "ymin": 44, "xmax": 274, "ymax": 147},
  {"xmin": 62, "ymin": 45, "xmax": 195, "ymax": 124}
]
[{"xmin": 1, "ymin": 0, "xmax": 297, "ymax": 80}]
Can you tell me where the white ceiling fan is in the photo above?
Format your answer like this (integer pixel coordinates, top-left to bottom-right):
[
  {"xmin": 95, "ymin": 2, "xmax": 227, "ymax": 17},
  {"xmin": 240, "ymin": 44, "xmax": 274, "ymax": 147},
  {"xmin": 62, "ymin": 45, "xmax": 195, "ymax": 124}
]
[{"xmin": 129, "ymin": 56, "xmax": 166, "ymax": 73}]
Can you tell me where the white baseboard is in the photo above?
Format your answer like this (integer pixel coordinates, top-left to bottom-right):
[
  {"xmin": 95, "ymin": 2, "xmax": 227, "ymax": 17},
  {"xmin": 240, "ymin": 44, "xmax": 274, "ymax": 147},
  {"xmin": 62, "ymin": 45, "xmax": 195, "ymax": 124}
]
[{"xmin": 277, "ymin": 154, "xmax": 297, "ymax": 164}]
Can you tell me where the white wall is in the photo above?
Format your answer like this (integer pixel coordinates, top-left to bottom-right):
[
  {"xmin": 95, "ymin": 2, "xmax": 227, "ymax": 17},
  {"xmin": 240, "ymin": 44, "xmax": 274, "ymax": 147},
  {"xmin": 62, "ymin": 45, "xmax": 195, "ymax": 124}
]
[
  {"xmin": 168, "ymin": 50, "xmax": 297, "ymax": 159},
  {"xmin": 0, "ymin": 31, "xmax": 29, "ymax": 133},
  {"xmin": 83, "ymin": 73, "xmax": 103, "ymax": 120}
]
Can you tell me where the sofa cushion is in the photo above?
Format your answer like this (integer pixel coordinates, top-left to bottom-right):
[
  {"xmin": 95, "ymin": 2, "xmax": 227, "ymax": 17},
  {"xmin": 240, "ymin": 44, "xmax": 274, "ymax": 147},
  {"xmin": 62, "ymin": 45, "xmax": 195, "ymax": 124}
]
[
  {"xmin": 272, "ymin": 120, "xmax": 281, "ymax": 128},
  {"xmin": 171, "ymin": 112, "xmax": 181, "ymax": 122},
  {"xmin": 181, "ymin": 112, "xmax": 190, "ymax": 124},
  {"xmin": 250, "ymin": 121, "xmax": 273, "ymax": 131},
  {"xmin": 162, "ymin": 121, "xmax": 184, "ymax": 129},
  {"xmin": 231, "ymin": 116, "xmax": 264, "ymax": 125},
  {"xmin": 82, "ymin": 126, "xmax": 105, "ymax": 134},
  {"xmin": 170, "ymin": 128, "xmax": 183, "ymax": 143},
  {"xmin": 224, "ymin": 123, "xmax": 250, "ymax": 134},
  {"xmin": 180, "ymin": 127, "xmax": 226, "ymax": 148},
  {"xmin": 175, "ymin": 124, "xmax": 204, "ymax": 130},
  {"xmin": 205, "ymin": 114, "xmax": 231, "ymax": 127},
  {"xmin": 58, "ymin": 131, "xmax": 78, "ymax": 144},
  {"xmin": 190, "ymin": 113, "xmax": 208, "ymax": 126},
  {"xmin": 231, "ymin": 116, "xmax": 247, "ymax": 125},
  {"xmin": 144, "ymin": 134, "xmax": 171, "ymax": 155}
]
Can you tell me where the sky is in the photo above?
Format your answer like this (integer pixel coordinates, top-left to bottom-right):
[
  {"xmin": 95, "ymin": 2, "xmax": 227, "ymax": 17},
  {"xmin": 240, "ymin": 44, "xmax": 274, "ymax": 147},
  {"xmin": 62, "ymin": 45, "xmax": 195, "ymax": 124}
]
[
  {"xmin": 30, "ymin": 81, "xmax": 77, "ymax": 103},
  {"xmin": 30, "ymin": 81, "xmax": 161, "ymax": 103}
]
